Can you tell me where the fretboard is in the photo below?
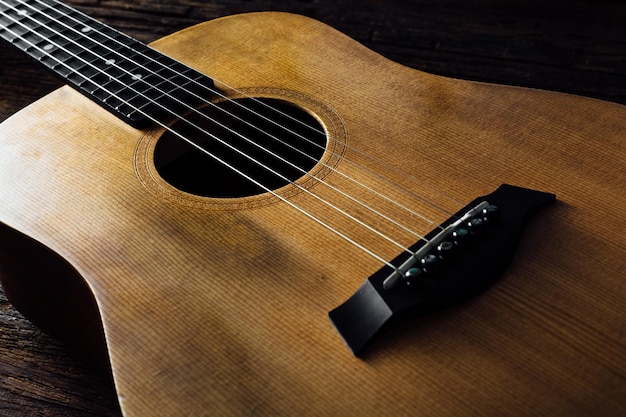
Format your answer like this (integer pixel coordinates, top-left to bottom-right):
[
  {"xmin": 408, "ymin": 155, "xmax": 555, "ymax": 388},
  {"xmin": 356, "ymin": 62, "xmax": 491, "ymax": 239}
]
[{"xmin": 0, "ymin": 0, "xmax": 215, "ymax": 126}]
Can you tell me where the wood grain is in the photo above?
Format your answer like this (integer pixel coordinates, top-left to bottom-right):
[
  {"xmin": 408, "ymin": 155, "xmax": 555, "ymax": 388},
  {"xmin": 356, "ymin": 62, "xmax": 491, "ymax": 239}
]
[{"xmin": 1, "ymin": 1, "xmax": 625, "ymax": 416}]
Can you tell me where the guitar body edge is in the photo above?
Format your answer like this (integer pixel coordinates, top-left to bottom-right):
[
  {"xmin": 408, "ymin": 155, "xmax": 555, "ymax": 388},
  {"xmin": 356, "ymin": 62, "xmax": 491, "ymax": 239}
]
[{"xmin": 0, "ymin": 223, "xmax": 110, "ymax": 372}]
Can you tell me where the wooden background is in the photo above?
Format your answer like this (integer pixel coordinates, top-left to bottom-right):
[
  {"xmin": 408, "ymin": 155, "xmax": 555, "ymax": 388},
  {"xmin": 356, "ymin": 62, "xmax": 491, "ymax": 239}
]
[{"xmin": 1, "ymin": 0, "xmax": 625, "ymax": 415}]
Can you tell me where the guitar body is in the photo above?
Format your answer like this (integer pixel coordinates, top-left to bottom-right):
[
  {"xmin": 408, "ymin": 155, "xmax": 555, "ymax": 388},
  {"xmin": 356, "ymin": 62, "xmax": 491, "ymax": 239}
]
[{"xmin": 1, "ymin": 12, "xmax": 625, "ymax": 417}]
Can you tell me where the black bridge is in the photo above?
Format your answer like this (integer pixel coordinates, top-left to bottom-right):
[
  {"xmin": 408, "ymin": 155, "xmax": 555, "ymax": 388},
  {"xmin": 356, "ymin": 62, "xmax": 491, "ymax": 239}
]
[{"xmin": 329, "ymin": 184, "xmax": 556, "ymax": 356}]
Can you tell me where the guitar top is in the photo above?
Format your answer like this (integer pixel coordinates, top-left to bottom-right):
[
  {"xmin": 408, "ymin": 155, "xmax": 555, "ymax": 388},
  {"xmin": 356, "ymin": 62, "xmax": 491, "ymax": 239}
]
[{"xmin": 1, "ymin": 2, "xmax": 625, "ymax": 417}]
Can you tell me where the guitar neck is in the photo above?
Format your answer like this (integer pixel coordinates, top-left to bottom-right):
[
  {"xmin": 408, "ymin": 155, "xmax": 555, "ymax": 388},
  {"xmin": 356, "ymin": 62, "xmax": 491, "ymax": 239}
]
[{"xmin": 0, "ymin": 0, "xmax": 214, "ymax": 126}]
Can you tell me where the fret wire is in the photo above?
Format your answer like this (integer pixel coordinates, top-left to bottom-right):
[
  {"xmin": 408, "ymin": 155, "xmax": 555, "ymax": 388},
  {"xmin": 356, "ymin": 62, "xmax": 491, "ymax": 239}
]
[
  {"xmin": 1, "ymin": 0, "xmax": 408, "ymax": 272},
  {"xmin": 3, "ymin": 0, "xmax": 204, "ymax": 125}
]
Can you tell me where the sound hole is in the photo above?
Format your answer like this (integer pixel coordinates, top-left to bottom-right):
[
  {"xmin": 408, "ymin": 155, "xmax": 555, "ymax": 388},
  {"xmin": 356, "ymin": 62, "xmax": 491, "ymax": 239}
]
[{"xmin": 154, "ymin": 98, "xmax": 326, "ymax": 198}]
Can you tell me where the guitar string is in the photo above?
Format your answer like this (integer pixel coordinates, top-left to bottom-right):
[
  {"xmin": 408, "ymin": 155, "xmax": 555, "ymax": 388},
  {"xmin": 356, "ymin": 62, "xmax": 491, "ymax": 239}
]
[
  {"xmin": 6, "ymin": 0, "xmax": 463, "ymax": 228},
  {"xmin": 11, "ymin": 7, "xmax": 432, "ymax": 246},
  {"xmin": 44, "ymin": 0, "xmax": 462, "ymax": 220},
  {"xmin": 48, "ymin": 0, "xmax": 464, "ymax": 227},
  {"xmin": 1, "ymin": 0, "xmax": 450, "ymax": 263},
  {"xmin": 0, "ymin": 1, "xmax": 467, "ymax": 273},
  {"xmin": 24, "ymin": 0, "xmax": 454, "ymax": 228},
  {"xmin": 0, "ymin": 2, "xmax": 412, "ymax": 271},
  {"xmin": 0, "ymin": 0, "xmax": 430, "ymax": 257}
]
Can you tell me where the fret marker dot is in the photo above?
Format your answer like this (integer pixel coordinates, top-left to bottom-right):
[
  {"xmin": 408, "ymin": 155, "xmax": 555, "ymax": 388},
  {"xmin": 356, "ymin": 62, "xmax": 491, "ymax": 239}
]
[
  {"xmin": 131, "ymin": 74, "xmax": 142, "ymax": 80},
  {"xmin": 16, "ymin": 10, "xmax": 28, "ymax": 16},
  {"xmin": 81, "ymin": 26, "xmax": 92, "ymax": 33},
  {"xmin": 43, "ymin": 44, "xmax": 54, "ymax": 51},
  {"xmin": 105, "ymin": 58, "xmax": 115, "ymax": 65}
]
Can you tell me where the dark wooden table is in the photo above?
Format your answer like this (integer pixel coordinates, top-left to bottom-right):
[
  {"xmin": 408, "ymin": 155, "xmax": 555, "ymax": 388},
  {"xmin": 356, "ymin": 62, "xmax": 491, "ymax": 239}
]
[{"xmin": 1, "ymin": 1, "xmax": 625, "ymax": 415}]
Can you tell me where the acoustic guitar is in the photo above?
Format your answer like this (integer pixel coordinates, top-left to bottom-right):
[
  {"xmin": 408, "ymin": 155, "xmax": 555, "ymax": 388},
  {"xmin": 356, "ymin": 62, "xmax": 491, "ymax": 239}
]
[{"xmin": 1, "ymin": 1, "xmax": 625, "ymax": 416}]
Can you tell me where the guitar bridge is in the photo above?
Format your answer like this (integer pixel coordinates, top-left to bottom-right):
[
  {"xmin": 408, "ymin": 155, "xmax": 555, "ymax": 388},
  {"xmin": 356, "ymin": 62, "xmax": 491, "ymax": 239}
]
[{"xmin": 328, "ymin": 184, "xmax": 556, "ymax": 356}]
